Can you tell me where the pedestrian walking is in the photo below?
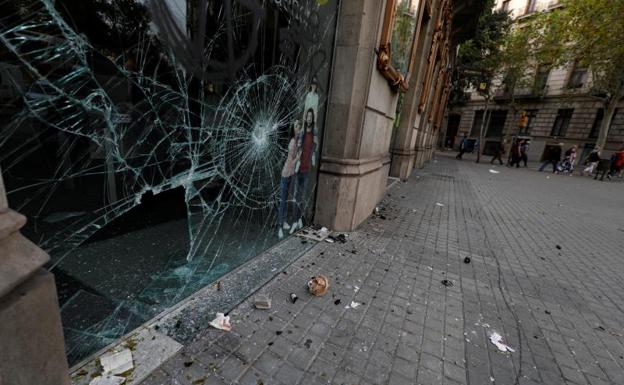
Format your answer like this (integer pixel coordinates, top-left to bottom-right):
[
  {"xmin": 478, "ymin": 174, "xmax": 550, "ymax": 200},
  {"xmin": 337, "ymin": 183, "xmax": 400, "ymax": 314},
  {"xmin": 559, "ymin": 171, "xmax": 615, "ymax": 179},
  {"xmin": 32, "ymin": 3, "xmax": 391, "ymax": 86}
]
[
  {"xmin": 580, "ymin": 146, "xmax": 601, "ymax": 176},
  {"xmin": 559, "ymin": 145, "xmax": 577, "ymax": 175},
  {"xmin": 520, "ymin": 140, "xmax": 529, "ymax": 167},
  {"xmin": 456, "ymin": 134, "xmax": 468, "ymax": 160},
  {"xmin": 606, "ymin": 147, "xmax": 624, "ymax": 180},
  {"xmin": 509, "ymin": 139, "xmax": 522, "ymax": 168},
  {"xmin": 490, "ymin": 140, "xmax": 506, "ymax": 165},
  {"xmin": 539, "ymin": 143, "xmax": 563, "ymax": 172}
]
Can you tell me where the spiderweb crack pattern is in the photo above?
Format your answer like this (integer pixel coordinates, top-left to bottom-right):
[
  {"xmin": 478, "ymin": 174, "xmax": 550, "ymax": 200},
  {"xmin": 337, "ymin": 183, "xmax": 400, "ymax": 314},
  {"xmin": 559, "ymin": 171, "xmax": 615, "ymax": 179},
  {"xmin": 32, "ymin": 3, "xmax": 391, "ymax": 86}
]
[{"xmin": 0, "ymin": 0, "xmax": 334, "ymax": 363}]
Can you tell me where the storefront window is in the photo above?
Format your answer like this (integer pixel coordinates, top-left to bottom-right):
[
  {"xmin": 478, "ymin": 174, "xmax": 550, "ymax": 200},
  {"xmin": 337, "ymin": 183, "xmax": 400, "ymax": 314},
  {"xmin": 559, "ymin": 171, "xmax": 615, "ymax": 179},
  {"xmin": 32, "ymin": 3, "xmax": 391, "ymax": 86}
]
[
  {"xmin": 0, "ymin": 0, "xmax": 337, "ymax": 364},
  {"xmin": 377, "ymin": 0, "xmax": 423, "ymax": 91},
  {"xmin": 390, "ymin": 0, "xmax": 419, "ymax": 74}
]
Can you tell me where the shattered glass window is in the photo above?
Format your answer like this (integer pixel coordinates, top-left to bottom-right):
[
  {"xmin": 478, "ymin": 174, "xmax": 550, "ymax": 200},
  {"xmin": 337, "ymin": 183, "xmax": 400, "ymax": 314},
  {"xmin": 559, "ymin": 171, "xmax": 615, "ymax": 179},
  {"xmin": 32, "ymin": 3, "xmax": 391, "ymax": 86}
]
[{"xmin": 0, "ymin": 0, "xmax": 337, "ymax": 364}]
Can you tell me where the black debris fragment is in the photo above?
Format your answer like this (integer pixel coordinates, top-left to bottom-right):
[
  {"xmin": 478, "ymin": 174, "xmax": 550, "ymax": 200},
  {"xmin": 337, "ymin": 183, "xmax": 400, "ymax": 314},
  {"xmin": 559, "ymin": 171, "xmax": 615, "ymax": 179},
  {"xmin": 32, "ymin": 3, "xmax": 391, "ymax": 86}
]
[
  {"xmin": 441, "ymin": 279, "xmax": 453, "ymax": 287},
  {"xmin": 464, "ymin": 257, "xmax": 471, "ymax": 264},
  {"xmin": 304, "ymin": 339, "xmax": 313, "ymax": 349},
  {"xmin": 290, "ymin": 293, "xmax": 298, "ymax": 303},
  {"xmin": 183, "ymin": 361, "xmax": 194, "ymax": 367},
  {"xmin": 276, "ymin": 331, "xmax": 283, "ymax": 335},
  {"xmin": 334, "ymin": 299, "xmax": 341, "ymax": 305},
  {"xmin": 556, "ymin": 245, "xmax": 562, "ymax": 250}
]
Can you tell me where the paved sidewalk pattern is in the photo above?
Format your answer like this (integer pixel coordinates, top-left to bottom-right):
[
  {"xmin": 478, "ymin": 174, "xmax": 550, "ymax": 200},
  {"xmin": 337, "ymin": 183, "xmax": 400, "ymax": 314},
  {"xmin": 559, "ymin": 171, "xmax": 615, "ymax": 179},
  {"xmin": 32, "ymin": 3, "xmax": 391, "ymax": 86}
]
[{"xmin": 140, "ymin": 154, "xmax": 624, "ymax": 385}]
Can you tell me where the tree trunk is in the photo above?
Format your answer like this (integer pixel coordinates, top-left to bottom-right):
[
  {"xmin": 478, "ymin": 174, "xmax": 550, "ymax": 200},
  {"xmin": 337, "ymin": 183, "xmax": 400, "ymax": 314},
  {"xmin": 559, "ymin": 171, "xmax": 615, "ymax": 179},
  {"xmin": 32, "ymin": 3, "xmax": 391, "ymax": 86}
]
[
  {"xmin": 476, "ymin": 96, "xmax": 491, "ymax": 163},
  {"xmin": 596, "ymin": 97, "xmax": 618, "ymax": 150}
]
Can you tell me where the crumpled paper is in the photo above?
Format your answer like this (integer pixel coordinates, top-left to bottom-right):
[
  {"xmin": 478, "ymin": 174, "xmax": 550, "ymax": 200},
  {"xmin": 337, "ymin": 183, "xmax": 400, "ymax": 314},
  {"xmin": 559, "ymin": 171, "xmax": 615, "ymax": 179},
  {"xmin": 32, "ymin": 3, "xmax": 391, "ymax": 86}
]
[
  {"xmin": 489, "ymin": 331, "xmax": 515, "ymax": 353},
  {"xmin": 209, "ymin": 312, "xmax": 232, "ymax": 331}
]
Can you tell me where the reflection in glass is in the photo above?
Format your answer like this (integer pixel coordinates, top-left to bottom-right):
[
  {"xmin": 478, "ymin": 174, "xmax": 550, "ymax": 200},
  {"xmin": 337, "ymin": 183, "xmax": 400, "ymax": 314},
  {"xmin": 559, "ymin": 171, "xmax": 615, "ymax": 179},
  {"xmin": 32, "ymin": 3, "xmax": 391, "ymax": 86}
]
[
  {"xmin": 0, "ymin": 0, "xmax": 337, "ymax": 364},
  {"xmin": 390, "ymin": 0, "xmax": 418, "ymax": 75}
]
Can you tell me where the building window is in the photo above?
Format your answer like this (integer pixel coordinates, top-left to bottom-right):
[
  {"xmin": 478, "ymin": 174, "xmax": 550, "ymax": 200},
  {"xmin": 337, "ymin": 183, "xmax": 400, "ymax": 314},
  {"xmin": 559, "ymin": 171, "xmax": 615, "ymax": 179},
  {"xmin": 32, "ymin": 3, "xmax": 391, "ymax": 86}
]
[
  {"xmin": 534, "ymin": 65, "xmax": 550, "ymax": 93},
  {"xmin": 551, "ymin": 108, "xmax": 574, "ymax": 137},
  {"xmin": 589, "ymin": 109, "xmax": 603, "ymax": 138},
  {"xmin": 519, "ymin": 109, "xmax": 538, "ymax": 135},
  {"xmin": 377, "ymin": 0, "xmax": 425, "ymax": 91},
  {"xmin": 526, "ymin": 0, "xmax": 538, "ymax": 13},
  {"xmin": 567, "ymin": 63, "xmax": 588, "ymax": 89},
  {"xmin": 471, "ymin": 110, "xmax": 484, "ymax": 137},
  {"xmin": 487, "ymin": 110, "xmax": 508, "ymax": 137}
]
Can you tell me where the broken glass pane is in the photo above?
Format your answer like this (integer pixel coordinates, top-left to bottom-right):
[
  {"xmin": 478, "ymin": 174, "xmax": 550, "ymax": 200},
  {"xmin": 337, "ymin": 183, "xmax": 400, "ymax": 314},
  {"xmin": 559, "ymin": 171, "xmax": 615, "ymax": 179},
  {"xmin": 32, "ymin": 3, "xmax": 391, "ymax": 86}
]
[{"xmin": 0, "ymin": 0, "xmax": 337, "ymax": 364}]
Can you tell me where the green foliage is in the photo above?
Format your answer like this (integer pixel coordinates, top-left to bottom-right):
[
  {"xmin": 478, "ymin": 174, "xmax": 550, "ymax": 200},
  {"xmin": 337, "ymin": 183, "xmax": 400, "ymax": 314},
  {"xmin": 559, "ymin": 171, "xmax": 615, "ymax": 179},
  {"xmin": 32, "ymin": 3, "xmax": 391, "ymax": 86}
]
[
  {"xmin": 449, "ymin": 2, "xmax": 512, "ymax": 104},
  {"xmin": 533, "ymin": 0, "xmax": 624, "ymax": 98},
  {"xmin": 531, "ymin": 0, "xmax": 624, "ymax": 147},
  {"xmin": 458, "ymin": 7, "xmax": 511, "ymax": 89}
]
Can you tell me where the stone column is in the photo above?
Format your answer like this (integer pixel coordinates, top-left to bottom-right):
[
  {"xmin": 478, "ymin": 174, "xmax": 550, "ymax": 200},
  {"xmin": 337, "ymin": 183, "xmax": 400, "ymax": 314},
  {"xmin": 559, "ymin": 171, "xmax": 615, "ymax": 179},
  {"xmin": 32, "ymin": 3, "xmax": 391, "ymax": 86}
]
[
  {"xmin": 314, "ymin": 0, "xmax": 397, "ymax": 231},
  {"xmin": 389, "ymin": 3, "xmax": 432, "ymax": 180},
  {"xmin": 0, "ymin": 169, "xmax": 70, "ymax": 385}
]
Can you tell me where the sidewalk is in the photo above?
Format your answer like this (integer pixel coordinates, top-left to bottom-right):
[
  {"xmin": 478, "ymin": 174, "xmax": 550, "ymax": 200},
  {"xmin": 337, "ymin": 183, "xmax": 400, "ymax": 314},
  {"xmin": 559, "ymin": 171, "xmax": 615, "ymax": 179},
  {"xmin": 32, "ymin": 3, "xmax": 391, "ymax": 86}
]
[{"xmin": 139, "ymin": 154, "xmax": 624, "ymax": 385}]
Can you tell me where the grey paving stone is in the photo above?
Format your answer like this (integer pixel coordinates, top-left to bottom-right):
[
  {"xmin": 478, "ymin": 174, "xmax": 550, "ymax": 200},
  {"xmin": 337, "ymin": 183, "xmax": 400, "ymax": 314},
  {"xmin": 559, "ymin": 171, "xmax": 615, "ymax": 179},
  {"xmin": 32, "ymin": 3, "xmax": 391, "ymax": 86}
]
[{"xmin": 140, "ymin": 156, "xmax": 624, "ymax": 385}]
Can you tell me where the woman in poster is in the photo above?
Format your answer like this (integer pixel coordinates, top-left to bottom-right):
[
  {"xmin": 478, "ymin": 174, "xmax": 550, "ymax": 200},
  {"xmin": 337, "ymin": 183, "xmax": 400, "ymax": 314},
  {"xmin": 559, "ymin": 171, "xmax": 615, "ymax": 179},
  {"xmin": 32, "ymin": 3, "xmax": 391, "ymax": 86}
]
[
  {"xmin": 290, "ymin": 108, "xmax": 318, "ymax": 234},
  {"xmin": 277, "ymin": 120, "xmax": 302, "ymax": 239}
]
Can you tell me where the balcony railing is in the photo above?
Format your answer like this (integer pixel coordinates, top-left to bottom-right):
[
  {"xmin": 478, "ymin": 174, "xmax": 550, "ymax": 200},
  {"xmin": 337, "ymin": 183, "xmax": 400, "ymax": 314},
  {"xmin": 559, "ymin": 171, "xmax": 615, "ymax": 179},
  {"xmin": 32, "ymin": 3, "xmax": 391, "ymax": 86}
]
[{"xmin": 494, "ymin": 85, "xmax": 549, "ymax": 100}]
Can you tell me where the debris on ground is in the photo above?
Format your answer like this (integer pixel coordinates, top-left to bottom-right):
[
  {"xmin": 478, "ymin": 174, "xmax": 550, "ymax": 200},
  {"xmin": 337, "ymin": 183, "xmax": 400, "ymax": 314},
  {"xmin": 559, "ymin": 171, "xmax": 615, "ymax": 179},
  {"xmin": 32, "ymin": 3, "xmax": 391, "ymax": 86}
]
[
  {"xmin": 307, "ymin": 275, "xmax": 329, "ymax": 296},
  {"xmin": 334, "ymin": 299, "xmax": 341, "ymax": 305},
  {"xmin": 346, "ymin": 301, "xmax": 361, "ymax": 309},
  {"xmin": 464, "ymin": 257, "xmax": 471, "ymax": 264},
  {"xmin": 489, "ymin": 331, "xmax": 515, "ymax": 353},
  {"xmin": 304, "ymin": 339, "xmax": 313, "ymax": 349},
  {"xmin": 441, "ymin": 279, "xmax": 454, "ymax": 287},
  {"xmin": 489, "ymin": 169, "xmax": 500, "ymax": 174},
  {"xmin": 89, "ymin": 374, "xmax": 126, "ymax": 385},
  {"xmin": 100, "ymin": 348, "xmax": 134, "ymax": 375},
  {"xmin": 209, "ymin": 313, "xmax": 232, "ymax": 331},
  {"xmin": 254, "ymin": 295, "xmax": 271, "ymax": 310},
  {"xmin": 296, "ymin": 226, "xmax": 330, "ymax": 241},
  {"xmin": 436, "ymin": 202, "xmax": 445, "ymax": 207},
  {"xmin": 289, "ymin": 293, "xmax": 298, "ymax": 303},
  {"xmin": 328, "ymin": 234, "xmax": 347, "ymax": 243},
  {"xmin": 595, "ymin": 325, "xmax": 624, "ymax": 337},
  {"xmin": 556, "ymin": 245, "xmax": 562, "ymax": 250}
]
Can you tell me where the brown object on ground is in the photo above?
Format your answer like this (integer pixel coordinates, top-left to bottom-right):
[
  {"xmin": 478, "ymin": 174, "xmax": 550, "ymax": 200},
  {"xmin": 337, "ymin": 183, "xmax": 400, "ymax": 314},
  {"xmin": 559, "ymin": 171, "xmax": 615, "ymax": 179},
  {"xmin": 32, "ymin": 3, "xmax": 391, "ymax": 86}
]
[{"xmin": 307, "ymin": 275, "xmax": 330, "ymax": 296}]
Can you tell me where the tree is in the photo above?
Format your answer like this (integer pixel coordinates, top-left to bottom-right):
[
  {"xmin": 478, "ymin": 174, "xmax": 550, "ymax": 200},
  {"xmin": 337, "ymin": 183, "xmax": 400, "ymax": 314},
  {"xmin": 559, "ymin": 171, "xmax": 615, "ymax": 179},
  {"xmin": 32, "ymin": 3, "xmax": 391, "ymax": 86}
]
[
  {"xmin": 451, "ymin": 2, "xmax": 511, "ymax": 162},
  {"xmin": 533, "ymin": 0, "xmax": 624, "ymax": 149}
]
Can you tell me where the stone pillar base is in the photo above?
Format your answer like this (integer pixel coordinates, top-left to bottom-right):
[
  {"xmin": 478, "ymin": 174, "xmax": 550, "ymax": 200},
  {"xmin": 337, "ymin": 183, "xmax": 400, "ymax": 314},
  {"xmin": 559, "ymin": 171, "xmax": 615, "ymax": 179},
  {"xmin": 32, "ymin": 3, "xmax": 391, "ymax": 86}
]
[
  {"xmin": 0, "ymin": 269, "xmax": 70, "ymax": 385},
  {"xmin": 389, "ymin": 149, "xmax": 416, "ymax": 180},
  {"xmin": 414, "ymin": 147, "xmax": 427, "ymax": 169},
  {"xmin": 315, "ymin": 155, "xmax": 390, "ymax": 231},
  {"xmin": 1, "ymin": 170, "xmax": 70, "ymax": 385}
]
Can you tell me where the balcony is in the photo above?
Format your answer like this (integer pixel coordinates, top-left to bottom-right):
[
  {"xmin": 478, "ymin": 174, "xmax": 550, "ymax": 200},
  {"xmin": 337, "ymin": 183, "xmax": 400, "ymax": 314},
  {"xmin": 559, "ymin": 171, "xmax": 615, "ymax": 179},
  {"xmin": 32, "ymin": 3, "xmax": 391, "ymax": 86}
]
[{"xmin": 494, "ymin": 85, "xmax": 549, "ymax": 101}]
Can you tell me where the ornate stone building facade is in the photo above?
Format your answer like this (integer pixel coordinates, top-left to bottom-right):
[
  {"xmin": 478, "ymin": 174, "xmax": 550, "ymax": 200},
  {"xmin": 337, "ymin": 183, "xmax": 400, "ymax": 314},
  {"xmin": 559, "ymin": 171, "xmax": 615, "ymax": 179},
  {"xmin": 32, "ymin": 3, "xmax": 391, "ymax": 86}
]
[
  {"xmin": 0, "ymin": 1, "xmax": 480, "ymax": 380},
  {"xmin": 446, "ymin": 0, "xmax": 624, "ymax": 162},
  {"xmin": 317, "ymin": 0, "xmax": 481, "ymax": 230}
]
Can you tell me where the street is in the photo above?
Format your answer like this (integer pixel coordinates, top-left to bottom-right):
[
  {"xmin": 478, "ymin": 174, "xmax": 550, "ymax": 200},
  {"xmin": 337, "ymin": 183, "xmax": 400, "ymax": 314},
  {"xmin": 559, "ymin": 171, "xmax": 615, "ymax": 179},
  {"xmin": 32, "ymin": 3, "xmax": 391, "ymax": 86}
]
[{"xmin": 140, "ymin": 153, "xmax": 624, "ymax": 385}]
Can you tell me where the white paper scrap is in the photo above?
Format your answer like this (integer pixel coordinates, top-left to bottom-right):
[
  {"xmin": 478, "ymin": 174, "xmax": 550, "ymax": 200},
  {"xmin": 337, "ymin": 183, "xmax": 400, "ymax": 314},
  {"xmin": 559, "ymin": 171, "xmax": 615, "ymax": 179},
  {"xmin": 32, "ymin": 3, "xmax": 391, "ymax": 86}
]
[
  {"xmin": 209, "ymin": 312, "xmax": 232, "ymax": 331},
  {"xmin": 489, "ymin": 331, "xmax": 515, "ymax": 352},
  {"xmin": 100, "ymin": 349, "xmax": 133, "ymax": 375},
  {"xmin": 489, "ymin": 169, "xmax": 500, "ymax": 174},
  {"xmin": 435, "ymin": 202, "xmax": 445, "ymax": 207}
]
